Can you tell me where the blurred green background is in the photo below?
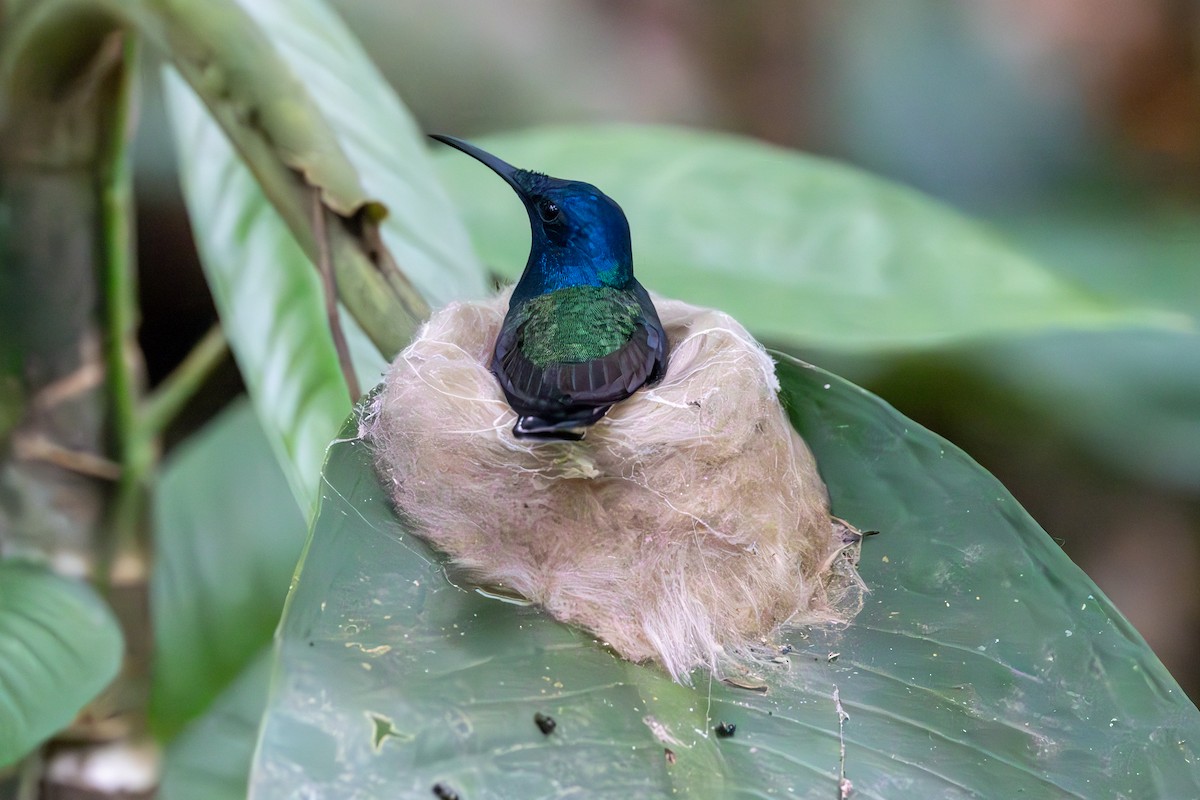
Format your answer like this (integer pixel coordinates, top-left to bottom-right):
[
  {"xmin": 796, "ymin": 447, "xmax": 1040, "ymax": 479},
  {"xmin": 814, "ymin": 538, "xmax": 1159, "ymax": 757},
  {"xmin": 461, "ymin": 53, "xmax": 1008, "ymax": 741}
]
[{"xmin": 131, "ymin": 0, "xmax": 1200, "ymax": 696}]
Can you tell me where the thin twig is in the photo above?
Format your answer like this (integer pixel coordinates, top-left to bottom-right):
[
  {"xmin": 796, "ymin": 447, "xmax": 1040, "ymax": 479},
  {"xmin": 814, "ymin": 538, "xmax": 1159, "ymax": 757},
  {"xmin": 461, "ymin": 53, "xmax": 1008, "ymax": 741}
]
[
  {"xmin": 31, "ymin": 360, "xmax": 105, "ymax": 411},
  {"xmin": 834, "ymin": 685, "xmax": 852, "ymax": 799},
  {"xmin": 12, "ymin": 434, "xmax": 122, "ymax": 480},
  {"xmin": 311, "ymin": 189, "xmax": 361, "ymax": 401},
  {"xmin": 139, "ymin": 323, "xmax": 229, "ymax": 438},
  {"xmin": 59, "ymin": 29, "xmax": 126, "ymax": 119}
]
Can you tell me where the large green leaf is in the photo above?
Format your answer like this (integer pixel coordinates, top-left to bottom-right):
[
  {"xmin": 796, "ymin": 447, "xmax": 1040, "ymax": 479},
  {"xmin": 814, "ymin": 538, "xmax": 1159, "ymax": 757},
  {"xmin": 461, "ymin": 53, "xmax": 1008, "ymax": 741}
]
[
  {"xmin": 159, "ymin": 648, "xmax": 273, "ymax": 800},
  {"xmin": 997, "ymin": 199, "xmax": 1200, "ymax": 320},
  {"xmin": 814, "ymin": 201, "xmax": 1200, "ymax": 493},
  {"xmin": 961, "ymin": 329, "xmax": 1200, "ymax": 493},
  {"xmin": 166, "ymin": 0, "xmax": 487, "ymax": 513},
  {"xmin": 167, "ymin": 69, "xmax": 353, "ymax": 515},
  {"xmin": 150, "ymin": 401, "xmax": 306, "ymax": 739},
  {"xmin": 0, "ymin": 561, "xmax": 123, "ymax": 768},
  {"xmin": 434, "ymin": 126, "xmax": 1183, "ymax": 350},
  {"xmin": 983, "ymin": 201, "xmax": 1200, "ymax": 490},
  {"xmin": 249, "ymin": 360, "xmax": 1200, "ymax": 798},
  {"xmin": 230, "ymin": 0, "xmax": 486, "ymax": 308}
]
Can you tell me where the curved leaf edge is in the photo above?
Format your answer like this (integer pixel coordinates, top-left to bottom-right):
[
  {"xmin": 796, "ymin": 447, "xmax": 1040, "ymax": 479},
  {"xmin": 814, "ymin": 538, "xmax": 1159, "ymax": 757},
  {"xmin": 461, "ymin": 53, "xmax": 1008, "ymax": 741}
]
[{"xmin": 0, "ymin": 560, "xmax": 124, "ymax": 769}]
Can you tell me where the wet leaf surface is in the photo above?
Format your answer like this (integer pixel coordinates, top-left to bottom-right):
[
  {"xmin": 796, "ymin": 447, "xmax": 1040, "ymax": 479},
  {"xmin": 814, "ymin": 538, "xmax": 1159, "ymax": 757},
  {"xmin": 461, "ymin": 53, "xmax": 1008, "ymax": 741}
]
[{"xmin": 250, "ymin": 358, "xmax": 1200, "ymax": 798}]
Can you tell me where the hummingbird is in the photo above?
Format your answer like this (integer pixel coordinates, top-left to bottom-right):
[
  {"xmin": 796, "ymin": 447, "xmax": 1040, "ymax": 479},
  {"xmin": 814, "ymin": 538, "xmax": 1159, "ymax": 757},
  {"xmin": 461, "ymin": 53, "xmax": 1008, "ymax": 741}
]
[{"xmin": 431, "ymin": 135, "xmax": 669, "ymax": 441}]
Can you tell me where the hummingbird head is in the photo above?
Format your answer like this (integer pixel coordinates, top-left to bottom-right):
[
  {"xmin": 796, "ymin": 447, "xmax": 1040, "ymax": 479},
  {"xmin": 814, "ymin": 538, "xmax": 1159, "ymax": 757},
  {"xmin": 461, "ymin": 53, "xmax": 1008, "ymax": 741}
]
[{"xmin": 431, "ymin": 135, "xmax": 634, "ymax": 296}]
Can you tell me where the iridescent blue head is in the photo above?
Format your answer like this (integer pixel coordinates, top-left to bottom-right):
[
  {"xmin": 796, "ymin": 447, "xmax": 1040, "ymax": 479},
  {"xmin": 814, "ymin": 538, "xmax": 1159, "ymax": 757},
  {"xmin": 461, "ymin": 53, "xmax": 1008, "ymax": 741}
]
[{"xmin": 431, "ymin": 135, "xmax": 634, "ymax": 303}]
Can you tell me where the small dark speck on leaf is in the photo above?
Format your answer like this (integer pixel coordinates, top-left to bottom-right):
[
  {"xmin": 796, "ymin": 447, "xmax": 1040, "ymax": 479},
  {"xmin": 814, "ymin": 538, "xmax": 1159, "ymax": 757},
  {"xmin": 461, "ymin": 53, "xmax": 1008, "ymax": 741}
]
[
  {"xmin": 534, "ymin": 712, "xmax": 556, "ymax": 735},
  {"xmin": 308, "ymin": 641, "xmax": 314, "ymax": 647},
  {"xmin": 715, "ymin": 722, "xmax": 737, "ymax": 738},
  {"xmin": 688, "ymin": 400, "xmax": 701, "ymax": 408},
  {"xmin": 432, "ymin": 782, "xmax": 460, "ymax": 800},
  {"xmin": 665, "ymin": 748, "xmax": 677, "ymax": 764}
]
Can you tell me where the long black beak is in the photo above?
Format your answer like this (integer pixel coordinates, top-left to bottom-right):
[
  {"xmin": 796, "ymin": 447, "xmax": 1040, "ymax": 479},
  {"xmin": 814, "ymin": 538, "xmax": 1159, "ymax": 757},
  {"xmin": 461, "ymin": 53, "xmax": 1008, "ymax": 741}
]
[{"xmin": 429, "ymin": 134, "xmax": 525, "ymax": 195}]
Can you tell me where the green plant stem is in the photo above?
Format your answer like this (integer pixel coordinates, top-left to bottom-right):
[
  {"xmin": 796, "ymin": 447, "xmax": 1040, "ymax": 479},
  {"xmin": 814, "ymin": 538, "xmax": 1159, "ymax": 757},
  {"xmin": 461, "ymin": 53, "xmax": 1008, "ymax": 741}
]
[
  {"xmin": 139, "ymin": 324, "xmax": 229, "ymax": 439},
  {"xmin": 98, "ymin": 33, "xmax": 146, "ymax": 587}
]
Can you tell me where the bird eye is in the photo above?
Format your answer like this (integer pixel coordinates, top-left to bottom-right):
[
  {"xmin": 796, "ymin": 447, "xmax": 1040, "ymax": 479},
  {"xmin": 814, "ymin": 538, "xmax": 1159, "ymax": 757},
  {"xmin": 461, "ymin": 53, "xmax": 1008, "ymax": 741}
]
[{"xmin": 538, "ymin": 200, "xmax": 560, "ymax": 223}]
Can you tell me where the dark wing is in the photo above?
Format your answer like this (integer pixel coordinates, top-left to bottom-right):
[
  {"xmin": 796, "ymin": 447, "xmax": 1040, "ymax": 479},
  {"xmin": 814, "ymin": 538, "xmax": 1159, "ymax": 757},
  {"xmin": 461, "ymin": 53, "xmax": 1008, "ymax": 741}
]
[
  {"xmin": 492, "ymin": 283, "xmax": 668, "ymax": 425},
  {"xmin": 493, "ymin": 320, "xmax": 657, "ymax": 418},
  {"xmin": 632, "ymin": 282, "xmax": 669, "ymax": 386}
]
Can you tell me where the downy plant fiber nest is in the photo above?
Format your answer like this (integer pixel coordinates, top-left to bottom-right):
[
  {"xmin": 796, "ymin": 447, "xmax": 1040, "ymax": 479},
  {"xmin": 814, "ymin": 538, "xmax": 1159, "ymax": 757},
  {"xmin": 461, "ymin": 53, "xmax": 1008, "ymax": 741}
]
[{"xmin": 366, "ymin": 290, "xmax": 863, "ymax": 681}]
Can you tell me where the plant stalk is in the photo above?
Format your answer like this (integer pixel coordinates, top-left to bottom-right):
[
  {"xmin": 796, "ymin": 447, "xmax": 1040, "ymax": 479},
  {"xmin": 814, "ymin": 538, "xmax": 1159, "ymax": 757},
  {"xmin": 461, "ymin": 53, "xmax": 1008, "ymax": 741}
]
[
  {"xmin": 98, "ymin": 33, "xmax": 147, "ymax": 589},
  {"xmin": 139, "ymin": 324, "xmax": 229, "ymax": 439}
]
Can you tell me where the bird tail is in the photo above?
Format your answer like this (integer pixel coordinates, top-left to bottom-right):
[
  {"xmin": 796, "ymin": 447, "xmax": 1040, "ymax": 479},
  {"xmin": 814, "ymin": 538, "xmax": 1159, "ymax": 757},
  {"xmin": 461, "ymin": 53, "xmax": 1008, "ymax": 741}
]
[{"xmin": 513, "ymin": 406, "xmax": 611, "ymax": 441}]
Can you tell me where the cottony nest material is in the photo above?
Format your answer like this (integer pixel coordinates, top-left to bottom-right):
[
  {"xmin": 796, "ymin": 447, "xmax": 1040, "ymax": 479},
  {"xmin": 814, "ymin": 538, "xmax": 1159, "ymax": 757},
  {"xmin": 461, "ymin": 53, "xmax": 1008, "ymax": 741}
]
[{"xmin": 365, "ymin": 290, "xmax": 863, "ymax": 681}]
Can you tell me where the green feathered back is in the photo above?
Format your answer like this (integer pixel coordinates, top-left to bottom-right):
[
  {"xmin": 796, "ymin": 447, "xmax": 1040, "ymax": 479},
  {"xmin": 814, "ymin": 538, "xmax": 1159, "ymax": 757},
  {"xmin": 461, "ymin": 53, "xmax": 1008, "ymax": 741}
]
[{"xmin": 512, "ymin": 285, "xmax": 641, "ymax": 367}]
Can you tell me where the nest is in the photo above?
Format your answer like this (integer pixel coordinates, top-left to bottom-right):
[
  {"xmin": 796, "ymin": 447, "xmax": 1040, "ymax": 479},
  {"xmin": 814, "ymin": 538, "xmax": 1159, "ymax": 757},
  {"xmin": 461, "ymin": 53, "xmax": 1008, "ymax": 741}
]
[{"xmin": 365, "ymin": 290, "xmax": 863, "ymax": 681}]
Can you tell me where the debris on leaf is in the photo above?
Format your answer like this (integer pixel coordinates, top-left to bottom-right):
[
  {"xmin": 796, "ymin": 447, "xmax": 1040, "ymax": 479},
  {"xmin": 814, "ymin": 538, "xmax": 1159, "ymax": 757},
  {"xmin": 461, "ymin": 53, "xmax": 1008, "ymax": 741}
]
[
  {"xmin": 722, "ymin": 675, "xmax": 769, "ymax": 693},
  {"xmin": 533, "ymin": 712, "xmax": 556, "ymax": 735}
]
